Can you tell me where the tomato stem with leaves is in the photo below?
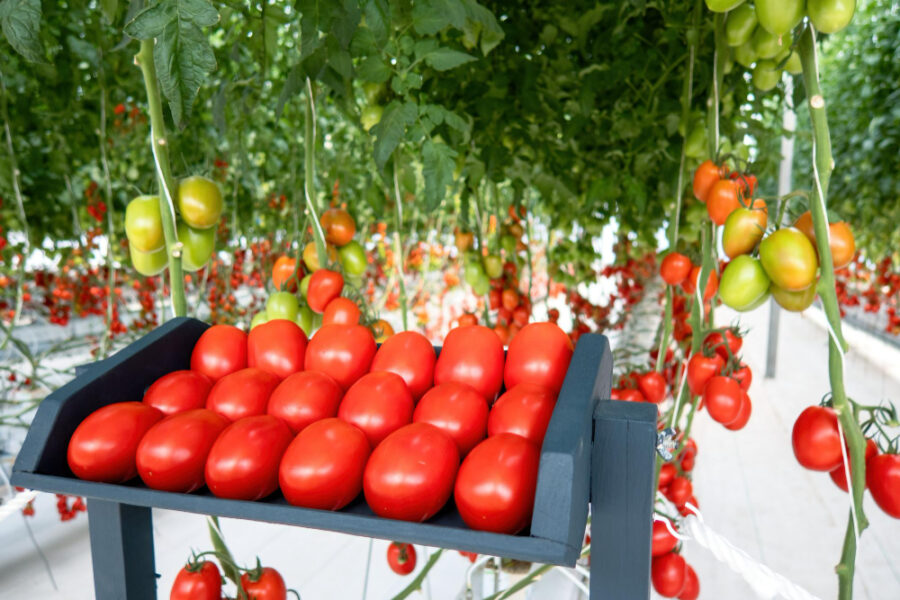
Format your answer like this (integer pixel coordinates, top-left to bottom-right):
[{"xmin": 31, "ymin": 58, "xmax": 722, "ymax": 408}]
[
  {"xmin": 392, "ymin": 156, "xmax": 410, "ymax": 330},
  {"xmin": 304, "ymin": 77, "xmax": 328, "ymax": 267},
  {"xmin": 135, "ymin": 39, "xmax": 186, "ymax": 319},
  {"xmin": 798, "ymin": 25, "xmax": 869, "ymax": 600}
]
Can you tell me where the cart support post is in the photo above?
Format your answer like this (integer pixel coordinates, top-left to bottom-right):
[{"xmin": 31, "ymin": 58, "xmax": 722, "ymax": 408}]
[
  {"xmin": 590, "ymin": 400, "xmax": 657, "ymax": 599},
  {"xmin": 87, "ymin": 499, "xmax": 157, "ymax": 599}
]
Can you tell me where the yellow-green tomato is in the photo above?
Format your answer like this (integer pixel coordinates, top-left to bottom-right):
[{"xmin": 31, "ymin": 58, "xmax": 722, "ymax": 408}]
[
  {"xmin": 808, "ymin": 0, "xmax": 856, "ymax": 34},
  {"xmin": 176, "ymin": 220, "xmax": 215, "ymax": 272},
  {"xmin": 338, "ymin": 240, "xmax": 368, "ymax": 276},
  {"xmin": 705, "ymin": 0, "xmax": 746, "ymax": 12},
  {"xmin": 124, "ymin": 195, "xmax": 164, "ymax": 252},
  {"xmin": 684, "ymin": 124, "xmax": 707, "ymax": 159},
  {"xmin": 719, "ymin": 255, "xmax": 771, "ymax": 311},
  {"xmin": 129, "ymin": 244, "xmax": 167, "ymax": 276},
  {"xmin": 756, "ymin": 0, "xmax": 805, "ymax": 36},
  {"xmin": 300, "ymin": 274, "xmax": 311, "ymax": 299},
  {"xmin": 297, "ymin": 304, "xmax": 314, "ymax": 336},
  {"xmin": 770, "ymin": 281, "xmax": 817, "ymax": 311},
  {"xmin": 250, "ymin": 311, "xmax": 269, "ymax": 330},
  {"xmin": 734, "ymin": 41, "xmax": 759, "ymax": 68},
  {"xmin": 266, "ymin": 291, "xmax": 300, "ymax": 321},
  {"xmin": 177, "ymin": 175, "xmax": 223, "ymax": 229},
  {"xmin": 725, "ymin": 3, "xmax": 758, "ymax": 47},
  {"xmin": 723, "ymin": 207, "xmax": 768, "ymax": 258},
  {"xmin": 758, "ymin": 228, "xmax": 819, "ymax": 291},
  {"xmin": 483, "ymin": 255, "xmax": 503, "ymax": 279},
  {"xmin": 361, "ymin": 105, "xmax": 383, "ymax": 132},
  {"xmin": 751, "ymin": 27, "xmax": 781, "ymax": 59},
  {"xmin": 775, "ymin": 47, "xmax": 803, "ymax": 75},
  {"xmin": 753, "ymin": 60, "xmax": 781, "ymax": 91}
]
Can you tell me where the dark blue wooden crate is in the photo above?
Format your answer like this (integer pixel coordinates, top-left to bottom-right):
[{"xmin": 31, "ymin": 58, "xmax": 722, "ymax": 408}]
[{"xmin": 12, "ymin": 317, "xmax": 616, "ymax": 567}]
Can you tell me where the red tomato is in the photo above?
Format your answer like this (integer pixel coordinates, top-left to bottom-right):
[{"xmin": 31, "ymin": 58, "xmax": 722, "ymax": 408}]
[
  {"xmin": 387, "ymin": 543, "xmax": 417, "ymax": 575},
  {"xmin": 413, "ymin": 382, "xmax": 488, "ymax": 456},
  {"xmin": 503, "ymin": 322, "xmax": 573, "ymax": 395},
  {"xmin": 692, "ymin": 159, "xmax": 722, "ymax": 202},
  {"xmin": 660, "ymin": 253, "xmax": 693, "ymax": 286},
  {"xmin": 247, "ymin": 319, "xmax": 308, "ymax": 379},
  {"xmin": 651, "ymin": 552, "xmax": 687, "ymax": 597},
  {"xmin": 364, "ymin": 423, "xmax": 459, "ymax": 522},
  {"xmin": 457, "ymin": 313, "xmax": 478, "ymax": 327},
  {"xmin": 67, "ymin": 402, "xmax": 163, "ymax": 483},
  {"xmin": 190, "ymin": 324, "xmax": 247, "ymax": 381},
  {"xmin": 136, "ymin": 409, "xmax": 228, "ymax": 492},
  {"xmin": 678, "ymin": 564, "xmax": 700, "ymax": 600},
  {"xmin": 867, "ymin": 453, "xmax": 900, "ymax": 519},
  {"xmin": 370, "ymin": 331, "xmax": 436, "ymax": 400},
  {"xmin": 487, "ymin": 383, "xmax": 556, "ymax": 446},
  {"xmin": 659, "ymin": 463, "xmax": 676, "ymax": 489},
  {"xmin": 307, "ymin": 269, "xmax": 344, "ymax": 313},
  {"xmin": 637, "ymin": 371, "xmax": 667, "ymax": 403},
  {"xmin": 279, "ymin": 418, "xmax": 370, "ymax": 510},
  {"xmin": 652, "ymin": 519, "xmax": 679, "ymax": 557},
  {"xmin": 665, "ymin": 476, "xmax": 693, "ymax": 507},
  {"xmin": 322, "ymin": 297, "xmax": 361, "ymax": 325},
  {"xmin": 435, "ymin": 325, "xmax": 505, "ymax": 401},
  {"xmin": 617, "ymin": 388, "xmax": 646, "ymax": 403},
  {"xmin": 706, "ymin": 179, "xmax": 741, "ymax": 225},
  {"xmin": 732, "ymin": 363, "xmax": 752, "ymax": 391},
  {"xmin": 142, "ymin": 370, "xmax": 212, "ymax": 416},
  {"xmin": 512, "ymin": 305, "xmax": 529, "ymax": 327},
  {"xmin": 703, "ymin": 329, "xmax": 742, "ymax": 361},
  {"xmin": 681, "ymin": 266, "xmax": 718, "ymax": 301},
  {"xmin": 501, "ymin": 289, "xmax": 520, "ymax": 312},
  {"xmin": 240, "ymin": 567, "xmax": 286, "ymax": 600},
  {"xmin": 267, "ymin": 371, "xmax": 343, "ymax": 434},
  {"xmin": 702, "ymin": 376, "xmax": 743, "ymax": 425},
  {"xmin": 454, "ymin": 433, "xmax": 540, "ymax": 534},
  {"xmin": 830, "ymin": 438, "xmax": 878, "ymax": 492},
  {"xmin": 792, "ymin": 406, "xmax": 843, "ymax": 471},
  {"xmin": 338, "ymin": 372, "xmax": 414, "ymax": 447},
  {"xmin": 679, "ymin": 495, "xmax": 700, "ymax": 517},
  {"xmin": 205, "ymin": 415, "xmax": 293, "ymax": 500},
  {"xmin": 205, "ymin": 368, "xmax": 280, "ymax": 422},
  {"xmin": 489, "ymin": 289, "xmax": 502, "ymax": 310},
  {"xmin": 305, "ymin": 324, "xmax": 376, "ymax": 390},
  {"xmin": 724, "ymin": 390, "xmax": 752, "ymax": 431},
  {"xmin": 170, "ymin": 561, "xmax": 221, "ymax": 600},
  {"xmin": 686, "ymin": 353, "xmax": 723, "ymax": 396}
]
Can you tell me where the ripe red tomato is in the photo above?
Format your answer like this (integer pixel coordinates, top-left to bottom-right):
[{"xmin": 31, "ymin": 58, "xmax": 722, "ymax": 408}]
[
  {"xmin": 338, "ymin": 371, "xmax": 414, "ymax": 447},
  {"xmin": 205, "ymin": 368, "xmax": 280, "ymax": 422},
  {"xmin": 387, "ymin": 542, "xmax": 417, "ymax": 575},
  {"xmin": 732, "ymin": 363, "xmax": 752, "ymax": 391},
  {"xmin": 364, "ymin": 423, "xmax": 459, "ymax": 522},
  {"xmin": 305, "ymin": 324, "xmax": 376, "ymax": 390},
  {"xmin": 706, "ymin": 179, "xmax": 741, "ymax": 225},
  {"xmin": 503, "ymin": 322, "xmax": 573, "ymax": 395},
  {"xmin": 678, "ymin": 564, "xmax": 700, "ymax": 600},
  {"xmin": 307, "ymin": 269, "xmax": 344, "ymax": 313},
  {"xmin": 651, "ymin": 519, "xmax": 679, "ymax": 557},
  {"xmin": 703, "ymin": 329, "xmax": 742, "ymax": 361},
  {"xmin": 724, "ymin": 390, "xmax": 752, "ymax": 431},
  {"xmin": 660, "ymin": 253, "xmax": 693, "ymax": 286},
  {"xmin": 413, "ymin": 382, "xmax": 488, "ymax": 456},
  {"xmin": 67, "ymin": 402, "xmax": 163, "ymax": 483},
  {"xmin": 320, "ymin": 207, "xmax": 357, "ymax": 247},
  {"xmin": 240, "ymin": 567, "xmax": 286, "ymax": 600},
  {"xmin": 501, "ymin": 288, "xmax": 519, "ymax": 312},
  {"xmin": 659, "ymin": 463, "xmax": 676, "ymax": 489},
  {"xmin": 830, "ymin": 438, "xmax": 878, "ymax": 492},
  {"xmin": 435, "ymin": 325, "xmax": 505, "ymax": 401},
  {"xmin": 279, "ymin": 418, "xmax": 370, "ymax": 510},
  {"xmin": 136, "ymin": 409, "xmax": 228, "ymax": 492},
  {"xmin": 703, "ymin": 376, "xmax": 743, "ymax": 425},
  {"xmin": 370, "ymin": 331, "xmax": 436, "ymax": 400},
  {"xmin": 454, "ymin": 433, "xmax": 540, "ymax": 534},
  {"xmin": 866, "ymin": 453, "xmax": 900, "ymax": 519},
  {"xmin": 190, "ymin": 324, "xmax": 248, "ymax": 381},
  {"xmin": 692, "ymin": 160, "xmax": 722, "ymax": 202},
  {"xmin": 512, "ymin": 305, "xmax": 529, "ymax": 327},
  {"xmin": 205, "ymin": 415, "xmax": 293, "ymax": 500},
  {"xmin": 615, "ymin": 388, "xmax": 646, "ymax": 403},
  {"xmin": 792, "ymin": 406, "xmax": 843, "ymax": 471},
  {"xmin": 686, "ymin": 353, "xmax": 724, "ymax": 396},
  {"xmin": 637, "ymin": 371, "xmax": 667, "ymax": 403},
  {"xmin": 651, "ymin": 552, "xmax": 687, "ymax": 597},
  {"xmin": 681, "ymin": 266, "xmax": 718, "ymax": 301},
  {"xmin": 170, "ymin": 561, "xmax": 221, "ymax": 600},
  {"xmin": 247, "ymin": 319, "xmax": 308, "ymax": 379},
  {"xmin": 487, "ymin": 383, "xmax": 556, "ymax": 446},
  {"xmin": 267, "ymin": 370, "xmax": 343, "ymax": 434},
  {"xmin": 142, "ymin": 370, "xmax": 212, "ymax": 416},
  {"xmin": 457, "ymin": 313, "xmax": 478, "ymax": 327},
  {"xmin": 322, "ymin": 297, "xmax": 361, "ymax": 325},
  {"xmin": 665, "ymin": 476, "xmax": 693, "ymax": 507}
]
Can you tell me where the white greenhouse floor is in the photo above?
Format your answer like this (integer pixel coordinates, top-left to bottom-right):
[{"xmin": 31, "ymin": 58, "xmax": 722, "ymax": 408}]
[{"xmin": 1, "ymin": 301, "xmax": 899, "ymax": 599}]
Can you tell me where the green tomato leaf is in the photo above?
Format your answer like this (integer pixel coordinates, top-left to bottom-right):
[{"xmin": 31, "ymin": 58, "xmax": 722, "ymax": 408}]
[
  {"xmin": 371, "ymin": 100, "xmax": 417, "ymax": 171},
  {"xmin": 364, "ymin": 0, "xmax": 389, "ymax": 48},
  {"xmin": 0, "ymin": 0, "xmax": 45, "ymax": 63},
  {"xmin": 100, "ymin": 0, "xmax": 120, "ymax": 23},
  {"xmin": 298, "ymin": 0, "xmax": 336, "ymax": 58},
  {"xmin": 422, "ymin": 139, "xmax": 457, "ymax": 210},
  {"xmin": 460, "ymin": 0, "xmax": 504, "ymax": 55},
  {"xmin": 423, "ymin": 47, "xmax": 476, "ymax": 71},
  {"xmin": 357, "ymin": 55, "xmax": 391, "ymax": 83},
  {"xmin": 412, "ymin": 0, "xmax": 466, "ymax": 35}
]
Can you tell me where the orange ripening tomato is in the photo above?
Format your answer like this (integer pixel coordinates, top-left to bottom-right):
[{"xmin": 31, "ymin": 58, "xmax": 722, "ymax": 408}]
[
  {"xmin": 681, "ymin": 266, "xmax": 718, "ymax": 301},
  {"xmin": 271, "ymin": 256, "xmax": 300, "ymax": 292},
  {"xmin": 320, "ymin": 208, "xmax": 356, "ymax": 247},
  {"xmin": 692, "ymin": 160, "xmax": 723, "ymax": 203},
  {"xmin": 794, "ymin": 211, "xmax": 856, "ymax": 269},
  {"xmin": 371, "ymin": 319, "xmax": 395, "ymax": 343},
  {"xmin": 706, "ymin": 179, "xmax": 741, "ymax": 226}
]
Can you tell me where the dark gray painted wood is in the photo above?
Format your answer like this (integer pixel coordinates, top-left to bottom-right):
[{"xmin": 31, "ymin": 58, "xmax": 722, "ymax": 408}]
[{"xmin": 87, "ymin": 499, "xmax": 157, "ymax": 600}]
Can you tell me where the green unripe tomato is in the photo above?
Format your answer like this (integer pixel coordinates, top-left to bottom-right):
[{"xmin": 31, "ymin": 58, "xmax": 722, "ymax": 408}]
[
  {"xmin": 725, "ymin": 4, "xmax": 758, "ymax": 47},
  {"xmin": 464, "ymin": 261, "xmax": 486, "ymax": 287},
  {"xmin": 129, "ymin": 244, "xmax": 167, "ymax": 276},
  {"xmin": 250, "ymin": 311, "xmax": 269, "ymax": 330},
  {"xmin": 266, "ymin": 291, "xmax": 300, "ymax": 321},
  {"xmin": 363, "ymin": 82, "xmax": 385, "ymax": 105},
  {"xmin": 751, "ymin": 27, "xmax": 781, "ymax": 59},
  {"xmin": 472, "ymin": 271, "xmax": 491, "ymax": 296},
  {"xmin": 719, "ymin": 255, "xmax": 771, "ymax": 311},
  {"xmin": 756, "ymin": 0, "xmax": 805, "ymax": 36},
  {"xmin": 125, "ymin": 195, "xmax": 164, "ymax": 253},
  {"xmin": 176, "ymin": 220, "xmax": 216, "ymax": 272},
  {"xmin": 753, "ymin": 60, "xmax": 781, "ymax": 91},
  {"xmin": 297, "ymin": 304, "xmax": 314, "ymax": 336},
  {"xmin": 500, "ymin": 234, "xmax": 517, "ymax": 257},
  {"xmin": 734, "ymin": 41, "xmax": 759, "ymax": 68},
  {"xmin": 483, "ymin": 254, "xmax": 503, "ymax": 279},
  {"xmin": 300, "ymin": 274, "xmax": 311, "ymax": 298},
  {"xmin": 808, "ymin": 0, "xmax": 856, "ymax": 34},
  {"xmin": 770, "ymin": 281, "xmax": 817, "ymax": 311},
  {"xmin": 338, "ymin": 240, "xmax": 368, "ymax": 276},
  {"xmin": 684, "ymin": 124, "xmax": 707, "ymax": 159},
  {"xmin": 177, "ymin": 175, "xmax": 223, "ymax": 229},
  {"xmin": 361, "ymin": 105, "xmax": 383, "ymax": 132},
  {"xmin": 775, "ymin": 47, "xmax": 803, "ymax": 75},
  {"xmin": 705, "ymin": 0, "xmax": 746, "ymax": 12}
]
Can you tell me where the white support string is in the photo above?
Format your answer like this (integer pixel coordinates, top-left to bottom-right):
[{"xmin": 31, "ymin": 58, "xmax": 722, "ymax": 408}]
[
  {"xmin": 836, "ymin": 419, "xmax": 861, "ymax": 544},
  {"xmin": 0, "ymin": 489, "xmax": 38, "ymax": 523}
]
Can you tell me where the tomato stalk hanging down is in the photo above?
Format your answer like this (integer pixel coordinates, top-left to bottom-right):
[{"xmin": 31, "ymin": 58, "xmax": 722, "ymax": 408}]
[{"xmin": 798, "ymin": 25, "xmax": 869, "ymax": 600}]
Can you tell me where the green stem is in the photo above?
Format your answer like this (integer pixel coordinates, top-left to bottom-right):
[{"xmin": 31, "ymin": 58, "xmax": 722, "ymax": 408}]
[
  {"xmin": 389, "ymin": 549, "xmax": 443, "ymax": 600},
  {"xmin": 304, "ymin": 77, "xmax": 328, "ymax": 267},
  {"xmin": 798, "ymin": 26, "xmax": 868, "ymax": 600},
  {"xmin": 392, "ymin": 157, "xmax": 409, "ymax": 330},
  {"xmin": 97, "ymin": 47, "xmax": 117, "ymax": 358},
  {"xmin": 706, "ymin": 13, "xmax": 727, "ymax": 159},
  {"xmin": 135, "ymin": 40, "xmax": 186, "ymax": 318},
  {"xmin": 483, "ymin": 564, "xmax": 554, "ymax": 600}
]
